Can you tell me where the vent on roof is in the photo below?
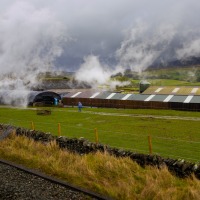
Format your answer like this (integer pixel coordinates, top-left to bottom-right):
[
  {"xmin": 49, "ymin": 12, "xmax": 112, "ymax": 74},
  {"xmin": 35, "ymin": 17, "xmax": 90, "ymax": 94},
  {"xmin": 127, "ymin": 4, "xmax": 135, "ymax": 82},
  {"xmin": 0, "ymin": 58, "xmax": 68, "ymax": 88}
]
[{"xmin": 139, "ymin": 80, "xmax": 151, "ymax": 93}]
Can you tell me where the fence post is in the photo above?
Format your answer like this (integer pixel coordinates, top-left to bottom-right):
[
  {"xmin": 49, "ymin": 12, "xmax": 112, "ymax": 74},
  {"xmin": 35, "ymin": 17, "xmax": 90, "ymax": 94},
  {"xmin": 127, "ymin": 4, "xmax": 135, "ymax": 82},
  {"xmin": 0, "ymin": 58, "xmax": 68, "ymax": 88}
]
[
  {"xmin": 12, "ymin": 129, "xmax": 16, "ymax": 135},
  {"xmin": 58, "ymin": 123, "xmax": 61, "ymax": 137},
  {"xmin": 95, "ymin": 128, "xmax": 99, "ymax": 144},
  {"xmin": 148, "ymin": 135, "xmax": 152, "ymax": 155},
  {"xmin": 31, "ymin": 121, "xmax": 35, "ymax": 130}
]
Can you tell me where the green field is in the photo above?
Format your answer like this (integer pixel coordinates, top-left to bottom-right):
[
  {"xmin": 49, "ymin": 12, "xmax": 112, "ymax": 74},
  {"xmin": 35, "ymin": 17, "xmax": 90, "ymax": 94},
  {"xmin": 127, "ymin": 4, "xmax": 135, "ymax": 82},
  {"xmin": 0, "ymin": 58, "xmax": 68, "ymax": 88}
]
[{"xmin": 1, "ymin": 106, "xmax": 200, "ymax": 162}]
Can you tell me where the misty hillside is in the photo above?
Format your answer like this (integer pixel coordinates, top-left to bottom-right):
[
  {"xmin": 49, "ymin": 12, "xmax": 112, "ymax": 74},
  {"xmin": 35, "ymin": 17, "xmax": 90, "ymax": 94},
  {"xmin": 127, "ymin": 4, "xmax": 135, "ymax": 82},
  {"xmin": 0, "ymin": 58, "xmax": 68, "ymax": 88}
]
[
  {"xmin": 149, "ymin": 57, "xmax": 200, "ymax": 69},
  {"xmin": 37, "ymin": 64, "xmax": 200, "ymax": 93},
  {"xmin": 111, "ymin": 65, "xmax": 200, "ymax": 84}
]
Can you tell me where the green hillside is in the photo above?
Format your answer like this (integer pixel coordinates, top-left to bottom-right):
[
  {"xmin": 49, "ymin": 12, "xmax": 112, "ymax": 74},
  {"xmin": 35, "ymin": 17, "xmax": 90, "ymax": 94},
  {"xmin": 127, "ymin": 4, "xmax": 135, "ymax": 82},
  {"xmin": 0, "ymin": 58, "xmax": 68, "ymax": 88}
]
[{"xmin": 113, "ymin": 66, "xmax": 200, "ymax": 93}]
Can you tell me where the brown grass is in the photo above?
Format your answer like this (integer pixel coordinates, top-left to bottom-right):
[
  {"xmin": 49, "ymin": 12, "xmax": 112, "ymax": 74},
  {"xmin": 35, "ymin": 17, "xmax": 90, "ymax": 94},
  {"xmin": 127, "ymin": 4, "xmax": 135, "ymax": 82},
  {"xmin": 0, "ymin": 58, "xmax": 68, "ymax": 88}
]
[{"xmin": 0, "ymin": 134, "xmax": 200, "ymax": 200}]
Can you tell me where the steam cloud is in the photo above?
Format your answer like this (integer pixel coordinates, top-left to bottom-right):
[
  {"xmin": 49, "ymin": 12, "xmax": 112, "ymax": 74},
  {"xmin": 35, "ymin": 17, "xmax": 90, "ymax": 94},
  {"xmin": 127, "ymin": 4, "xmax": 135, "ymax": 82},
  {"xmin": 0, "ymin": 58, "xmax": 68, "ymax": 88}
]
[
  {"xmin": 74, "ymin": 0, "xmax": 200, "ymax": 85},
  {"xmin": 74, "ymin": 55, "xmax": 127, "ymax": 89},
  {"xmin": 116, "ymin": 21, "xmax": 177, "ymax": 73},
  {"xmin": 0, "ymin": 1, "xmax": 66, "ymax": 106},
  {"xmin": 176, "ymin": 29, "xmax": 200, "ymax": 59},
  {"xmin": 0, "ymin": 1, "xmax": 66, "ymax": 91},
  {"xmin": 1, "ymin": 0, "xmax": 200, "ymax": 106}
]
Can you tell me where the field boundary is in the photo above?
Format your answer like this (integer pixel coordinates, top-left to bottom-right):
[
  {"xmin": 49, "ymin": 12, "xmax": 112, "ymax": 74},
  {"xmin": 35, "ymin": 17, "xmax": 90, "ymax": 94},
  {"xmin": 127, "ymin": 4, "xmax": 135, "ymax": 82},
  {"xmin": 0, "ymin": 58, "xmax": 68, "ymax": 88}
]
[{"xmin": 1, "ymin": 123, "xmax": 200, "ymax": 180}]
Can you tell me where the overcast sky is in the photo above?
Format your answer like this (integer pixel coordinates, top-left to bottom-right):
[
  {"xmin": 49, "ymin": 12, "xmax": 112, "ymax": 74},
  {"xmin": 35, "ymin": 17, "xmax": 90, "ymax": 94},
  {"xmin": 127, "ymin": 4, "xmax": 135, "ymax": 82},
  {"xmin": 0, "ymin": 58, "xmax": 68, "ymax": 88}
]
[{"xmin": 1, "ymin": 0, "xmax": 200, "ymax": 73}]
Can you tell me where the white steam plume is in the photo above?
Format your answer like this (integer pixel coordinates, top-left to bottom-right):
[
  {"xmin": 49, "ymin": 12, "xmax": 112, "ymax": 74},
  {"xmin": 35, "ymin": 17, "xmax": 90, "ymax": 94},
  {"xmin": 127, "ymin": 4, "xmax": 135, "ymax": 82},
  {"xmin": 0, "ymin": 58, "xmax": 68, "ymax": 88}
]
[
  {"xmin": 0, "ymin": 1, "xmax": 66, "ymax": 91},
  {"xmin": 116, "ymin": 21, "xmax": 176, "ymax": 73},
  {"xmin": 74, "ymin": 55, "xmax": 128, "ymax": 89},
  {"xmin": 176, "ymin": 29, "xmax": 200, "ymax": 59},
  {"xmin": 0, "ymin": 1, "xmax": 67, "ymax": 106},
  {"xmin": 73, "ymin": 18, "xmax": 200, "ymax": 89},
  {"xmin": 0, "ymin": 89, "xmax": 31, "ymax": 107},
  {"xmin": 74, "ymin": 22, "xmax": 178, "ymax": 88}
]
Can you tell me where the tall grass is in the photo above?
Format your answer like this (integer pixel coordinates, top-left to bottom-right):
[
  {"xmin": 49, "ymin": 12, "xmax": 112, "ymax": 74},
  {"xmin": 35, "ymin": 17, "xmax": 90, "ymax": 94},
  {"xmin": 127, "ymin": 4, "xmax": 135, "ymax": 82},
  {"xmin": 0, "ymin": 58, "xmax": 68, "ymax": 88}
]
[{"xmin": 0, "ymin": 134, "xmax": 200, "ymax": 200}]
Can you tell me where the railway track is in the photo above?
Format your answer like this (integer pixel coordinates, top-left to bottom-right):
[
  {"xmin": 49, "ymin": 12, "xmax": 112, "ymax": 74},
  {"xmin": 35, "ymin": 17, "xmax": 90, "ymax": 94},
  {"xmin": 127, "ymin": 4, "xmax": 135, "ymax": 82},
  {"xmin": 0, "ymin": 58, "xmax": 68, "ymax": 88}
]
[{"xmin": 0, "ymin": 159, "xmax": 112, "ymax": 200}]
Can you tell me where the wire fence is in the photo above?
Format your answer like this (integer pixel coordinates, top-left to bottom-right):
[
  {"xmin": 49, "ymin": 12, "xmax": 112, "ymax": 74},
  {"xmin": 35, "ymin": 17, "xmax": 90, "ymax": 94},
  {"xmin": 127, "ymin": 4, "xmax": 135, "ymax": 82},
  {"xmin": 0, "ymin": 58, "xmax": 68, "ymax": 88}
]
[{"xmin": 1, "ymin": 117, "xmax": 200, "ymax": 163}]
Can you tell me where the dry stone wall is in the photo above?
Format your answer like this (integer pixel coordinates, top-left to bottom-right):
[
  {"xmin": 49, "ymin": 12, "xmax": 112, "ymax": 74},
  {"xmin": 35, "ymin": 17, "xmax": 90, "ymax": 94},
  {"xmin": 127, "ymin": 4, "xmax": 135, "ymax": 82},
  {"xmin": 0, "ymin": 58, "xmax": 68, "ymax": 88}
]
[{"xmin": 0, "ymin": 124, "xmax": 200, "ymax": 179}]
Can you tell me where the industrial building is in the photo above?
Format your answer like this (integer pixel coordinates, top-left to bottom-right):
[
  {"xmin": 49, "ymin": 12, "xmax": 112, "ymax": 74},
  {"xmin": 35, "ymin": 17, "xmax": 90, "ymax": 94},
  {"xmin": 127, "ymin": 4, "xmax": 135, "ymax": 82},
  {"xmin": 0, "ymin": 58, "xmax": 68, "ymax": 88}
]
[
  {"xmin": 1, "ymin": 86, "xmax": 200, "ymax": 111},
  {"xmin": 61, "ymin": 86, "xmax": 200, "ymax": 111}
]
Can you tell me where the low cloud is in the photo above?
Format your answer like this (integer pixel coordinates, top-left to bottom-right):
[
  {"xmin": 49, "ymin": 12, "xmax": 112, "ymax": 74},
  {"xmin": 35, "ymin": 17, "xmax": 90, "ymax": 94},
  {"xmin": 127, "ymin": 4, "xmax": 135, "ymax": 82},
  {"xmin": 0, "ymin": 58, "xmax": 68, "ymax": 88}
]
[{"xmin": 176, "ymin": 31, "xmax": 200, "ymax": 59}]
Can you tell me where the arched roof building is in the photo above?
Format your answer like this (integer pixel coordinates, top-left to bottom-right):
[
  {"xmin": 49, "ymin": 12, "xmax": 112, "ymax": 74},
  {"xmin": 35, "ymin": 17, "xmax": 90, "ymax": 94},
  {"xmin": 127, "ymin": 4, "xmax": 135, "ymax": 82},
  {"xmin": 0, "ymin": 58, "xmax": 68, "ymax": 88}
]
[{"xmin": 0, "ymin": 90, "xmax": 61, "ymax": 107}]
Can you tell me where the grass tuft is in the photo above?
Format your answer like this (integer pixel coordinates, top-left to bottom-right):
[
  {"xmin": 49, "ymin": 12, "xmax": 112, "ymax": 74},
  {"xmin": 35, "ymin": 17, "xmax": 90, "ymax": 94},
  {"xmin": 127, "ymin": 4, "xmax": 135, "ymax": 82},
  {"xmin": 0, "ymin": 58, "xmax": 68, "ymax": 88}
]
[{"xmin": 0, "ymin": 134, "xmax": 200, "ymax": 199}]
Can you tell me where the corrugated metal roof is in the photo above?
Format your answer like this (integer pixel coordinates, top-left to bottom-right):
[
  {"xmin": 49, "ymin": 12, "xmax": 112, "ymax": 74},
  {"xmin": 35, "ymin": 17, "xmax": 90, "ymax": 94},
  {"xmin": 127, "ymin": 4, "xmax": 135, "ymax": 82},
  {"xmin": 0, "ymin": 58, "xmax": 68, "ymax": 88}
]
[
  {"xmin": 122, "ymin": 94, "xmax": 132, "ymax": 100},
  {"xmin": 71, "ymin": 92, "xmax": 82, "ymax": 98},
  {"xmin": 95, "ymin": 91, "xmax": 112, "ymax": 99},
  {"xmin": 184, "ymin": 95, "xmax": 194, "ymax": 103},
  {"xmin": 143, "ymin": 86, "xmax": 200, "ymax": 95},
  {"xmin": 142, "ymin": 86, "xmax": 159, "ymax": 94},
  {"xmin": 63, "ymin": 91, "xmax": 79, "ymax": 97},
  {"xmin": 195, "ymin": 89, "xmax": 200, "ymax": 95},
  {"xmin": 110, "ymin": 93, "xmax": 125, "ymax": 100},
  {"xmin": 163, "ymin": 95, "xmax": 174, "ymax": 102},
  {"xmin": 168, "ymin": 95, "xmax": 188, "ymax": 103},
  {"xmin": 150, "ymin": 95, "xmax": 168, "ymax": 102},
  {"xmin": 78, "ymin": 91, "xmax": 96, "ymax": 98},
  {"xmin": 176, "ymin": 88, "xmax": 194, "ymax": 95},
  {"xmin": 172, "ymin": 88, "xmax": 180, "ymax": 93},
  {"xmin": 61, "ymin": 90, "xmax": 200, "ymax": 104},
  {"xmin": 90, "ymin": 92, "xmax": 101, "ymax": 98},
  {"xmin": 130, "ymin": 94, "xmax": 150, "ymax": 101},
  {"xmin": 106, "ymin": 93, "xmax": 116, "ymax": 99},
  {"xmin": 190, "ymin": 96, "xmax": 200, "ymax": 103},
  {"xmin": 144, "ymin": 95, "xmax": 155, "ymax": 101}
]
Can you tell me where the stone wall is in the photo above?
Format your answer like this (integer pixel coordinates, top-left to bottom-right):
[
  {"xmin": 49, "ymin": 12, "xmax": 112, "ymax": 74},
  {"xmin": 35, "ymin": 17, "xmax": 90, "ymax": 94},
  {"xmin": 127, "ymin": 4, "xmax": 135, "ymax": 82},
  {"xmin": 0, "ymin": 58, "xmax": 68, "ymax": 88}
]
[{"xmin": 0, "ymin": 124, "xmax": 200, "ymax": 179}]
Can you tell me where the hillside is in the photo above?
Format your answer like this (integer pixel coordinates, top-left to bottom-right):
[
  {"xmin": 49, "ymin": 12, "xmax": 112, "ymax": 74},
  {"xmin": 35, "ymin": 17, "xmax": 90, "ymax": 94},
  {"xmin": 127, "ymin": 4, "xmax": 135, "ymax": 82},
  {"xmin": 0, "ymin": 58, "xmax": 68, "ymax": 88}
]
[{"xmin": 35, "ymin": 65, "xmax": 200, "ymax": 94}]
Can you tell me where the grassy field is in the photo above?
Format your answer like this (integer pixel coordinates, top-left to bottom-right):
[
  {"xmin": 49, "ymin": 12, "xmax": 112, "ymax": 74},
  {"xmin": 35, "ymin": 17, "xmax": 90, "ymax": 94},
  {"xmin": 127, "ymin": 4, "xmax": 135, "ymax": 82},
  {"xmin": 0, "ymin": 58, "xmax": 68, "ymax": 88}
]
[
  {"xmin": 1, "ymin": 106, "xmax": 200, "ymax": 162},
  {"xmin": 1, "ymin": 135, "xmax": 200, "ymax": 200},
  {"xmin": 144, "ymin": 66, "xmax": 200, "ymax": 81}
]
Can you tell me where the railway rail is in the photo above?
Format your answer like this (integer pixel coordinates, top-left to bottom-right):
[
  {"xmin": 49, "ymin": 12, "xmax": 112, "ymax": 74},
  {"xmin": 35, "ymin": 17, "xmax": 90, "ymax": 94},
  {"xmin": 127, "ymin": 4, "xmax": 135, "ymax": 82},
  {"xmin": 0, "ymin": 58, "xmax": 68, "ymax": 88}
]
[{"xmin": 0, "ymin": 159, "xmax": 112, "ymax": 200}]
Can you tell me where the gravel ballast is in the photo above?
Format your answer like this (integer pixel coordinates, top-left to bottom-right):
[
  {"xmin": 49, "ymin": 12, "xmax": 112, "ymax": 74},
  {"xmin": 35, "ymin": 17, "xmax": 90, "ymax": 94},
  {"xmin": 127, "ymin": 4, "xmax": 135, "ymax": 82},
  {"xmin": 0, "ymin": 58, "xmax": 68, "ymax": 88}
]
[{"xmin": 0, "ymin": 162, "xmax": 96, "ymax": 200}]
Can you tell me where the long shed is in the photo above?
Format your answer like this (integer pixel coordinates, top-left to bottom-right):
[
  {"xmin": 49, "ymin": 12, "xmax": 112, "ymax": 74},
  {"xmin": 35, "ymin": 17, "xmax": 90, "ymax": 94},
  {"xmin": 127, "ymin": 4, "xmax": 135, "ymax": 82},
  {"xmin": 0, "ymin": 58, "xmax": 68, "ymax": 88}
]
[{"xmin": 61, "ymin": 86, "xmax": 200, "ymax": 111}]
